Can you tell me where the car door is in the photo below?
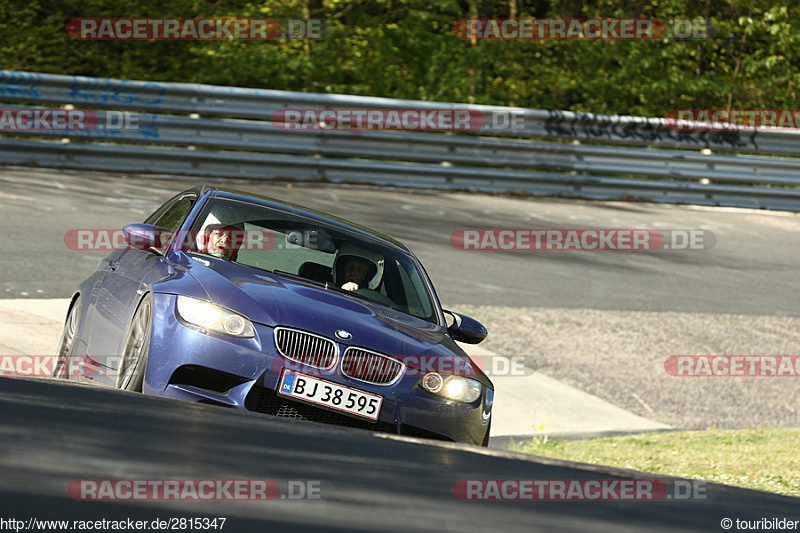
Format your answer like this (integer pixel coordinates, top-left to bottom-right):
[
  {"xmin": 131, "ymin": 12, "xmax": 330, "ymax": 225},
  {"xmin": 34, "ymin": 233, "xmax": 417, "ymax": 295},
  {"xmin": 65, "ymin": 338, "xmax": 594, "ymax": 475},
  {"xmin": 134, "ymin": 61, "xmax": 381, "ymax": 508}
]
[{"xmin": 87, "ymin": 192, "xmax": 197, "ymax": 379}]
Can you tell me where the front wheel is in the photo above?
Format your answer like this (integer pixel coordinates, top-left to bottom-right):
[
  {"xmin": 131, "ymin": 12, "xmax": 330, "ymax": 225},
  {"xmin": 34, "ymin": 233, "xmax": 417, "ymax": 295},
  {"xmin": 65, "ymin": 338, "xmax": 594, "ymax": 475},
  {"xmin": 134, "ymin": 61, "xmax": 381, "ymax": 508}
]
[
  {"xmin": 116, "ymin": 294, "xmax": 153, "ymax": 392},
  {"xmin": 54, "ymin": 296, "xmax": 81, "ymax": 379}
]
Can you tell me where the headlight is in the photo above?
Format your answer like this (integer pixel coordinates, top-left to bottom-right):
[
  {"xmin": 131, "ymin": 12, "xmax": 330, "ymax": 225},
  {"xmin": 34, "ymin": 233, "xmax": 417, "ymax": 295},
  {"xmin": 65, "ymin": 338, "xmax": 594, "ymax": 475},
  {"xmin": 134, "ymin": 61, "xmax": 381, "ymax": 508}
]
[
  {"xmin": 420, "ymin": 372, "xmax": 482, "ymax": 403},
  {"xmin": 176, "ymin": 296, "xmax": 255, "ymax": 338}
]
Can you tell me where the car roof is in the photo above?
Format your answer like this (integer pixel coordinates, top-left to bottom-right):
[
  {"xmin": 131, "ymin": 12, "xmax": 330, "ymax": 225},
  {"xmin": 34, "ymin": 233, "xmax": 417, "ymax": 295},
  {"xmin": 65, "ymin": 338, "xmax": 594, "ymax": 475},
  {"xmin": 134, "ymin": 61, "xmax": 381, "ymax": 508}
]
[{"xmin": 203, "ymin": 186, "xmax": 411, "ymax": 253}]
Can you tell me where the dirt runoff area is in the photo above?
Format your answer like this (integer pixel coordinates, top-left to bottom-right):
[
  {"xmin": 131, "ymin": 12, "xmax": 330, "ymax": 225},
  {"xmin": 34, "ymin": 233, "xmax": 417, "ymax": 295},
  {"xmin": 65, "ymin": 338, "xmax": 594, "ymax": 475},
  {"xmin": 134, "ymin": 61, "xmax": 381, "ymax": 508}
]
[{"xmin": 453, "ymin": 305, "xmax": 799, "ymax": 430}]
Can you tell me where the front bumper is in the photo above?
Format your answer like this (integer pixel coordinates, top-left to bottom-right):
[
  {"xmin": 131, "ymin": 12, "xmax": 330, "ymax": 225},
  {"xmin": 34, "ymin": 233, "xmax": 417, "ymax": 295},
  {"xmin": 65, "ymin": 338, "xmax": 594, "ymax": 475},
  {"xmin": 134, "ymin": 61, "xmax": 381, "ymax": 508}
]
[{"xmin": 145, "ymin": 293, "xmax": 492, "ymax": 445}]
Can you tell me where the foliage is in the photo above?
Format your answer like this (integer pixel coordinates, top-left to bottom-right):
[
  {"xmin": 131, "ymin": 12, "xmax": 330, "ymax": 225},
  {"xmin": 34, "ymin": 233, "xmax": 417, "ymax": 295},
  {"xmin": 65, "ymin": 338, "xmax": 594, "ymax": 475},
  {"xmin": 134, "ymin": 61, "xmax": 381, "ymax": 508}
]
[{"xmin": 0, "ymin": 0, "xmax": 797, "ymax": 115}]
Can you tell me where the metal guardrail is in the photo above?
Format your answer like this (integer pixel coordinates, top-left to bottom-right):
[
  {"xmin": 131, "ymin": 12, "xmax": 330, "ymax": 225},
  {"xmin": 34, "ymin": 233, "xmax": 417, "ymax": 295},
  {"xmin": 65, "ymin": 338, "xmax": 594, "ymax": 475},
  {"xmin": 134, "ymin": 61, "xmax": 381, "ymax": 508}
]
[{"xmin": 1, "ymin": 70, "xmax": 798, "ymax": 211}]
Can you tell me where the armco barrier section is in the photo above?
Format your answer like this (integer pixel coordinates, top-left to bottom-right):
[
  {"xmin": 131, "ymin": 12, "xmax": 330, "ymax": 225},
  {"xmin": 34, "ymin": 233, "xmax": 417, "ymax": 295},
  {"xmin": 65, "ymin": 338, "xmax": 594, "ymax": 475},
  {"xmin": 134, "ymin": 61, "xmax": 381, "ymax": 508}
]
[{"xmin": 1, "ymin": 70, "xmax": 798, "ymax": 211}]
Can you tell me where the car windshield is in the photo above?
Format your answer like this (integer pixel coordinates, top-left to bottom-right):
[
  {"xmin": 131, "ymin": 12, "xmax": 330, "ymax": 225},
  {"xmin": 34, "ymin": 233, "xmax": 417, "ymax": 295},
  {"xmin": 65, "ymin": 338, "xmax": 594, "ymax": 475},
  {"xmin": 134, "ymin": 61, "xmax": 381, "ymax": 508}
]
[{"xmin": 188, "ymin": 197, "xmax": 438, "ymax": 322}]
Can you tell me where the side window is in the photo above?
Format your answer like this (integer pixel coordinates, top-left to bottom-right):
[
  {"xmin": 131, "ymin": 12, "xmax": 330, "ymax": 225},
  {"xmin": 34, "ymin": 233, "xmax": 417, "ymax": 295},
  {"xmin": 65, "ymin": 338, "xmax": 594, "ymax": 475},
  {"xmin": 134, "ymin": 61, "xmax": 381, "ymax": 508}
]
[
  {"xmin": 144, "ymin": 193, "xmax": 196, "ymax": 229},
  {"xmin": 143, "ymin": 194, "xmax": 195, "ymax": 250},
  {"xmin": 154, "ymin": 197, "xmax": 194, "ymax": 231}
]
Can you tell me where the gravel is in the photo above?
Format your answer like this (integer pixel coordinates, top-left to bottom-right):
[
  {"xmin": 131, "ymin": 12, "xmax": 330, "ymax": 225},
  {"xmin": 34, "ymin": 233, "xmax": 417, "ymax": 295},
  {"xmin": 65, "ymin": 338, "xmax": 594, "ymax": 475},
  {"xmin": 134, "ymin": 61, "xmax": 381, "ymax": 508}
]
[{"xmin": 452, "ymin": 305, "xmax": 800, "ymax": 430}]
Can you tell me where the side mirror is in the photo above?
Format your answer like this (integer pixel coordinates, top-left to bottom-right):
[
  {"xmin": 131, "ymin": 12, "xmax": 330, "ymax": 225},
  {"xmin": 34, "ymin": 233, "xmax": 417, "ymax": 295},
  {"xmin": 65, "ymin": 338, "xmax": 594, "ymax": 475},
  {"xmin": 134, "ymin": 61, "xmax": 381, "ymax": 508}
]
[
  {"xmin": 123, "ymin": 224, "xmax": 171, "ymax": 253},
  {"xmin": 444, "ymin": 310, "xmax": 487, "ymax": 344}
]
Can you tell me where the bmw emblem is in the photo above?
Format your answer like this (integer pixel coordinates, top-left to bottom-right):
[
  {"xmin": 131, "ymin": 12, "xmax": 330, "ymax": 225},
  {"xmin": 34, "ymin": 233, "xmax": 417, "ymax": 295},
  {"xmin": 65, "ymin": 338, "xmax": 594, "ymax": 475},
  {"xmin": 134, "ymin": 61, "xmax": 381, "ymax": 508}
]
[{"xmin": 335, "ymin": 329, "xmax": 352, "ymax": 340}]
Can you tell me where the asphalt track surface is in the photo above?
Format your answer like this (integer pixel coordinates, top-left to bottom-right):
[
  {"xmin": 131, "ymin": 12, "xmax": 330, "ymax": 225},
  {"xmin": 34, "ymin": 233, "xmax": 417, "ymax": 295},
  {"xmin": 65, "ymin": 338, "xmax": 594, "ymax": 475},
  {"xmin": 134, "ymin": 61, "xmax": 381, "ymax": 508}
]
[
  {"xmin": 1, "ymin": 169, "xmax": 798, "ymax": 530},
  {"xmin": 1, "ymin": 169, "xmax": 798, "ymax": 317},
  {"xmin": 1, "ymin": 376, "xmax": 798, "ymax": 532}
]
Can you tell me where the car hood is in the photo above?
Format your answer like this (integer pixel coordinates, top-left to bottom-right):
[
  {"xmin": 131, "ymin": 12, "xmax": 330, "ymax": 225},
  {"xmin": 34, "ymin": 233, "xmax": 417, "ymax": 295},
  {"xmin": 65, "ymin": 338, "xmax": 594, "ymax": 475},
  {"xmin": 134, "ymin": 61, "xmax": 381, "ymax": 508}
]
[{"xmin": 176, "ymin": 253, "xmax": 461, "ymax": 358}]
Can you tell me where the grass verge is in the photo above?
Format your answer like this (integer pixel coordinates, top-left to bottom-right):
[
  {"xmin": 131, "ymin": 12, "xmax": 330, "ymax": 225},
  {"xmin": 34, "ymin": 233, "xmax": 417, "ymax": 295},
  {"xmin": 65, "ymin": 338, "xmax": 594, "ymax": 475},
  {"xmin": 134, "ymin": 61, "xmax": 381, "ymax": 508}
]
[{"xmin": 510, "ymin": 427, "xmax": 799, "ymax": 497}]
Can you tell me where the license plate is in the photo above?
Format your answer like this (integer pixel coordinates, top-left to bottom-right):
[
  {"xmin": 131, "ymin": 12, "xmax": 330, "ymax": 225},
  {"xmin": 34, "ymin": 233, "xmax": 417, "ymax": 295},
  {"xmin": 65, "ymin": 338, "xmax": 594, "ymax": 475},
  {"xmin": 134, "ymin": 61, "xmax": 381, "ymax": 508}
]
[{"xmin": 278, "ymin": 370, "xmax": 383, "ymax": 421}]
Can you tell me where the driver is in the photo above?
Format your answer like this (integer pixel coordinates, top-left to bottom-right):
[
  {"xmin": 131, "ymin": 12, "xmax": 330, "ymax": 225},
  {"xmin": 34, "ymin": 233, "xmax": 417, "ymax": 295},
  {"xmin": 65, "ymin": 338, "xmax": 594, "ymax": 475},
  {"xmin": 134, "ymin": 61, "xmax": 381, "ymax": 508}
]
[
  {"xmin": 333, "ymin": 244, "xmax": 381, "ymax": 292},
  {"xmin": 197, "ymin": 223, "xmax": 244, "ymax": 261}
]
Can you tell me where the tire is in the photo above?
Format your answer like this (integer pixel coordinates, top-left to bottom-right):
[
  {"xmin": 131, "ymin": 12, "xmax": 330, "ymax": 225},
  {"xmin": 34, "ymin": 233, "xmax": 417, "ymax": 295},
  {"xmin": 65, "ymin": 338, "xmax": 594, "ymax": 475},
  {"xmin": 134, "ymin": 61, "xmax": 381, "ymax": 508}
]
[
  {"xmin": 54, "ymin": 296, "xmax": 81, "ymax": 379},
  {"xmin": 116, "ymin": 294, "xmax": 153, "ymax": 392}
]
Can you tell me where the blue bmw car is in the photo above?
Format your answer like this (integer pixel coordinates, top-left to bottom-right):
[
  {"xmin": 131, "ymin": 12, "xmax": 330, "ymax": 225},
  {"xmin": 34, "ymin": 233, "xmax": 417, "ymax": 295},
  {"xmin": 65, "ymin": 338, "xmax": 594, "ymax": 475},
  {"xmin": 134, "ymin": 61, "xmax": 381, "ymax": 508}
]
[{"xmin": 55, "ymin": 185, "xmax": 493, "ymax": 446}]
